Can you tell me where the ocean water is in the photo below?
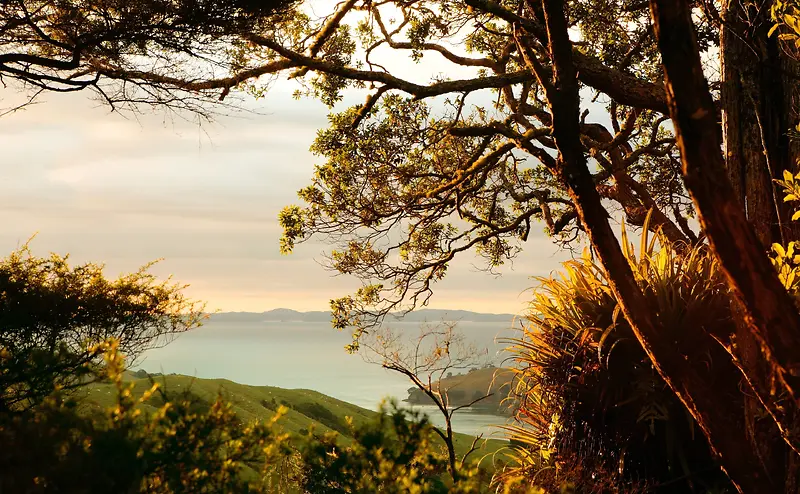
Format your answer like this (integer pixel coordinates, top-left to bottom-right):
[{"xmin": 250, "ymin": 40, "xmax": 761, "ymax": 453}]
[{"xmin": 139, "ymin": 318, "xmax": 521, "ymax": 439}]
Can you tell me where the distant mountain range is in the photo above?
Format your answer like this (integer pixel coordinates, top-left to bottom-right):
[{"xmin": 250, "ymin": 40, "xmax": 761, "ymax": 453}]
[{"xmin": 208, "ymin": 308, "xmax": 520, "ymax": 323}]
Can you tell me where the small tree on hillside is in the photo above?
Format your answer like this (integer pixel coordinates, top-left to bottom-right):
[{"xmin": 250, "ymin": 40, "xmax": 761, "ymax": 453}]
[{"xmin": 361, "ymin": 322, "xmax": 499, "ymax": 482}]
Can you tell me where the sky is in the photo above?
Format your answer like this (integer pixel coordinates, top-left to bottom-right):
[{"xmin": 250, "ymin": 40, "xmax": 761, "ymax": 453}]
[{"xmin": 0, "ymin": 60, "xmax": 575, "ymax": 315}]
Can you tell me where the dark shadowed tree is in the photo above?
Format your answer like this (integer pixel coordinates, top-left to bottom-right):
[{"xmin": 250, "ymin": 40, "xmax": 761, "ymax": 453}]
[{"xmin": 0, "ymin": 0, "xmax": 297, "ymax": 114}]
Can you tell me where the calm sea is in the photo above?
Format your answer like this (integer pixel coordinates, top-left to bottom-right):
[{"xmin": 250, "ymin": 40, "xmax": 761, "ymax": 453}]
[{"xmin": 139, "ymin": 318, "xmax": 521, "ymax": 439}]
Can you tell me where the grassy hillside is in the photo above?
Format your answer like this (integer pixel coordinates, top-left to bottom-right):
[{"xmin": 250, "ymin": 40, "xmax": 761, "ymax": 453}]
[
  {"xmin": 436, "ymin": 367, "xmax": 515, "ymax": 395},
  {"xmin": 81, "ymin": 373, "xmax": 507, "ymax": 466},
  {"xmin": 406, "ymin": 367, "xmax": 516, "ymax": 413}
]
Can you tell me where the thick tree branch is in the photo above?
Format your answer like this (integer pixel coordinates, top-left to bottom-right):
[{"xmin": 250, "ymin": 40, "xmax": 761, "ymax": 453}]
[
  {"xmin": 94, "ymin": 59, "xmax": 299, "ymax": 93},
  {"xmin": 250, "ymin": 34, "xmax": 535, "ymax": 99},
  {"xmin": 466, "ymin": 0, "xmax": 670, "ymax": 112}
]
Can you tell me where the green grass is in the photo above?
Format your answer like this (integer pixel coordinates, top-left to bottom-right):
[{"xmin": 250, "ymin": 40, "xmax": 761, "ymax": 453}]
[
  {"xmin": 81, "ymin": 372, "xmax": 508, "ymax": 467},
  {"xmin": 408, "ymin": 366, "xmax": 515, "ymax": 414},
  {"xmin": 435, "ymin": 367, "xmax": 514, "ymax": 400}
]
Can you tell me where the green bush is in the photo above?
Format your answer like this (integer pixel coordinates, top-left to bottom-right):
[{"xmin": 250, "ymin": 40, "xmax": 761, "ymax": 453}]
[
  {"xmin": 0, "ymin": 246, "xmax": 549, "ymax": 493},
  {"xmin": 260, "ymin": 397, "xmax": 279, "ymax": 411},
  {"xmin": 0, "ymin": 340, "xmax": 529, "ymax": 493},
  {"xmin": 0, "ymin": 339, "xmax": 289, "ymax": 493},
  {"xmin": 286, "ymin": 400, "xmax": 495, "ymax": 494},
  {"xmin": 0, "ymin": 245, "xmax": 202, "ymax": 412}
]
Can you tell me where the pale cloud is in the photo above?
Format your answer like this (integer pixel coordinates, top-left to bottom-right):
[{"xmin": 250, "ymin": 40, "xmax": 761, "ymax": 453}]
[{"xmin": 0, "ymin": 69, "xmax": 573, "ymax": 316}]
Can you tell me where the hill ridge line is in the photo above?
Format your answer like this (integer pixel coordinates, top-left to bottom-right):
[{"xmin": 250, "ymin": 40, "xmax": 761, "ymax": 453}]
[{"xmin": 208, "ymin": 308, "xmax": 525, "ymax": 323}]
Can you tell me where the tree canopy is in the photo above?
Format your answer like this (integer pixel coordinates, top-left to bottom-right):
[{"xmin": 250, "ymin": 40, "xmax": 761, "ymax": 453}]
[
  {"xmin": 255, "ymin": 0, "xmax": 703, "ymax": 340},
  {"xmin": 0, "ymin": 0, "xmax": 296, "ymax": 113}
]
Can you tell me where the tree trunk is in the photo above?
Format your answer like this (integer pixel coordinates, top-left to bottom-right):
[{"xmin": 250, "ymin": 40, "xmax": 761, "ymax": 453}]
[
  {"xmin": 721, "ymin": 0, "xmax": 800, "ymax": 247},
  {"xmin": 721, "ymin": 3, "xmax": 800, "ymax": 490},
  {"xmin": 652, "ymin": 0, "xmax": 800, "ymax": 395}
]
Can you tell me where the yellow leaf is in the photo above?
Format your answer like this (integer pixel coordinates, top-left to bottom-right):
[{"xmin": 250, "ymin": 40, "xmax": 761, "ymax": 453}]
[
  {"xmin": 785, "ymin": 194, "xmax": 798, "ymax": 202},
  {"xmin": 784, "ymin": 170, "xmax": 794, "ymax": 182},
  {"xmin": 793, "ymin": 210, "xmax": 800, "ymax": 221},
  {"xmin": 774, "ymin": 243, "xmax": 787, "ymax": 257}
]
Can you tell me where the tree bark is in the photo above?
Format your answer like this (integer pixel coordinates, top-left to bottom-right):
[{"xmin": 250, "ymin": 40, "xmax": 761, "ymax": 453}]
[{"xmin": 721, "ymin": 0, "xmax": 800, "ymax": 247}]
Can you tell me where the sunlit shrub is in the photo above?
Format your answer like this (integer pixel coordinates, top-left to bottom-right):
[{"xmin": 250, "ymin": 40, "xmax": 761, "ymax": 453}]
[
  {"xmin": 500, "ymin": 219, "xmax": 736, "ymax": 493},
  {"xmin": 772, "ymin": 170, "xmax": 800, "ymax": 301}
]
